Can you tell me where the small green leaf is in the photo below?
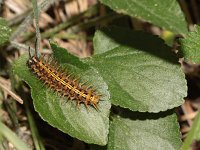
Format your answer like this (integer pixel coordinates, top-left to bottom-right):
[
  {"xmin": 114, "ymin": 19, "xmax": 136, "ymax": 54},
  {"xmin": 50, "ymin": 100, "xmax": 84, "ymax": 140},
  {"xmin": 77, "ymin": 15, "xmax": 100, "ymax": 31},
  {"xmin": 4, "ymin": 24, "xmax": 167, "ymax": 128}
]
[
  {"xmin": 100, "ymin": 0, "xmax": 187, "ymax": 34},
  {"xmin": 0, "ymin": 18, "xmax": 11, "ymax": 46},
  {"xmin": 180, "ymin": 25, "xmax": 200, "ymax": 63},
  {"xmin": 86, "ymin": 27, "xmax": 187, "ymax": 112},
  {"xmin": 108, "ymin": 112, "xmax": 182, "ymax": 150},
  {"xmin": 12, "ymin": 45, "xmax": 111, "ymax": 145}
]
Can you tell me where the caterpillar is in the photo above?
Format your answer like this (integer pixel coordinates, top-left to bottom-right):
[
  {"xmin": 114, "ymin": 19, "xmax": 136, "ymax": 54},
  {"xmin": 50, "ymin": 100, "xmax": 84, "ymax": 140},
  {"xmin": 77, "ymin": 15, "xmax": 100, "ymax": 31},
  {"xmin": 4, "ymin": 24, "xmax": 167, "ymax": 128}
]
[{"xmin": 27, "ymin": 46, "xmax": 100, "ymax": 110}]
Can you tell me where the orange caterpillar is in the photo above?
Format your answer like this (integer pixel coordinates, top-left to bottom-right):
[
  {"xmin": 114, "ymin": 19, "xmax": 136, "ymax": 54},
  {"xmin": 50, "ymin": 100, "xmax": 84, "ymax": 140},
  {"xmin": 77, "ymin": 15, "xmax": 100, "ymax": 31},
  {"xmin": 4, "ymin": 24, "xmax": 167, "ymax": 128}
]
[{"xmin": 27, "ymin": 47, "xmax": 100, "ymax": 110}]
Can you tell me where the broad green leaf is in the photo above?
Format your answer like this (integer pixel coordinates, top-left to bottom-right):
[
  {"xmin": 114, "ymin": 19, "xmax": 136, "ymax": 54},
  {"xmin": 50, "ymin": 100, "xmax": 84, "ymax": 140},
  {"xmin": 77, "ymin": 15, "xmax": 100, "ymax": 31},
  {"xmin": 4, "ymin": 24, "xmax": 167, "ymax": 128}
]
[
  {"xmin": 182, "ymin": 109, "xmax": 200, "ymax": 150},
  {"xmin": 0, "ymin": 18, "xmax": 11, "ymax": 46},
  {"xmin": 180, "ymin": 25, "xmax": 200, "ymax": 63},
  {"xmin": 85, "ymin": 27, "xmax": 187, "ymax": 112},
  {"xmin": 12, "ymin": 44, "xmax": 111, "ymax": 145},
  {"xmin": 108, "ymin": 112, "xmax": 182, "ymax": 150},
  {"xmin": 100, "ymin": 0, "xmax": 187, "ymax": 34}
]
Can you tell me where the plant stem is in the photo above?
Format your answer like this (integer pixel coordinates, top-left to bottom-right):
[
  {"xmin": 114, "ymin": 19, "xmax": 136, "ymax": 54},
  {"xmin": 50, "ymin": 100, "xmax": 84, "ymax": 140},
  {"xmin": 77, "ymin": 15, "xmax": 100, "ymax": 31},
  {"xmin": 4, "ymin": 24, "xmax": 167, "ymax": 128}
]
[
  {"xmin": 10, "ymin": 0, "xmax": 56, "ymax": 41},
  {"xmin": 182, "ymin": 109, "xmax": 200, "ymax": 150},
  {"xmin": 32, "ymin": 0, "xmax": 41, "ymax": 54},
  {"xmin": 0, "ymin": 121, "xmax": 30, "ymax": 150},
  {"xmin": 55, "ymin": 32, "xmax": 92, "ymax": 40},
  {"xmin": 68, "ymin": 13, "xmax": 122, "ymax": 33},
  {"xmin": 21, "ymin": 4, "xmax": 99, "ymax": 41},
  {"xmin": 41, "ymin": 4, "xmax": 99, "ymax": 39},
  {"xmin": 24, "ymin": 100, "xmax": 45, "ymax": 150}
]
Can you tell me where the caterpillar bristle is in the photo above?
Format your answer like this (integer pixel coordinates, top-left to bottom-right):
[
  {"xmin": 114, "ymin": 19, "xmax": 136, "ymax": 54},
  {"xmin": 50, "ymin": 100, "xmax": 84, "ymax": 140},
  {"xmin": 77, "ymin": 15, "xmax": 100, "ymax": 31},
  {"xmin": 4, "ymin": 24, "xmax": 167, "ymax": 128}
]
[{"xmin": 92, "ymin": 103, "xmax": 98, "ymax": 110}]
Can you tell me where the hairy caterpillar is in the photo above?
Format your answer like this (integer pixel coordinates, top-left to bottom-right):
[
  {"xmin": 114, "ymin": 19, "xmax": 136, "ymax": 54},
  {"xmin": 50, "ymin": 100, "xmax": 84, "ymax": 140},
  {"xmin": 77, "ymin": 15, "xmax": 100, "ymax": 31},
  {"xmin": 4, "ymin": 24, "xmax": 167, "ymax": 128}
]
[{"xmin": 27, "ymin": 46, "xmax": 100, "ymax": 110}]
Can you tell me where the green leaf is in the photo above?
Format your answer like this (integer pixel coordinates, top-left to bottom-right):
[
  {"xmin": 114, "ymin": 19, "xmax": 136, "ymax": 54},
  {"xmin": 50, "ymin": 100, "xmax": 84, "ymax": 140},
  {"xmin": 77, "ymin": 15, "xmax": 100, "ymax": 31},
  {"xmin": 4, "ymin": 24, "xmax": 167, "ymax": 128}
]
[
  {"xmin": 180, "ymin": 25, "xmax": 200, "ymax": 63},
  {"xmin": 12, "ymin": 44, "xmax": 111, "ymax": 145},
  {"xmin": 0, "ymin": 18, "xmax": 12, "ymax": 46},
  {"xmin": 50, "ymin": 40, "xmax": 90, "ymax": 70},
  {"xmin": 182, "ymin": 109, "xmax": 200, "ymax": 150},
  {"xmin": 108, "ymin": 111, "xmax": 182, "ymax": 150},
  {"xmin": 86, "ymin": 27, "xmax": 187, "ymax": 112},
  {"xmin": 100, "ymin": 0, "xmax": 187, "ymax": 34}
]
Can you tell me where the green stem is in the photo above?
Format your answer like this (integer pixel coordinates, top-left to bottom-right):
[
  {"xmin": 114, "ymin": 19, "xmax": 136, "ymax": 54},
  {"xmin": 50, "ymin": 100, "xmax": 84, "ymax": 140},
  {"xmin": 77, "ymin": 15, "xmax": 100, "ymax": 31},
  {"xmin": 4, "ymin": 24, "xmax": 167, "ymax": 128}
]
[
  {"xmin": 24, "ymin": 100, "xmax": 45, "ymax": 150},
  {"xmin": 21, "ymin": 4, "xmax": 98, "ymax": 41},
  {"xmin": 0, "ymin": 121, "xmax": 30, "ymax": 150},
  {"xmin": 55, "ymin": 32, "xmax": 92, "ymax": 40},
  {"xmin": 4, "ymin": 101, "xmax": 19, "ymax": 128},
  {"xmin": 32, "ymin": 0, "xmax": 41, "ymax": 54},
  {"xmin": 8, "ymin": 8, "xmax": 32, "ymax": 26},
  {"xmin": 41, "ymin": 4, "xmax": 99, "ymax": 39},
  {"xmin": 68, "ymin": 13, "xmax": 122, "ymax": 33},
  {"xmin": 182, "ymin": 109, "xmax": 200, "ymax": 150},
  {"xmin": 10, "ymin": 0, "xmax": 56, "ymax": 41},
  {"xmin": 0, "ymin": 134, "xmax": 9, "ymax": 150}
]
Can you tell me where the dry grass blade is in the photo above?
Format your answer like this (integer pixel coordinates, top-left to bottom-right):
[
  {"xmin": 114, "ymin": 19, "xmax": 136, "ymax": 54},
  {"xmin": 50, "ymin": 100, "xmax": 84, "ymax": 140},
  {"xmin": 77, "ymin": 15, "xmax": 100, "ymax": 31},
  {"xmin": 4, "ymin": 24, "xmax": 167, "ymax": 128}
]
[
  {"xmin": 0, "ymin": 77, "xmax": 23, "ymax": 104},
  {"xmin": 9, "ymin": 0, "xmax": 56, "ymax": 41}
]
